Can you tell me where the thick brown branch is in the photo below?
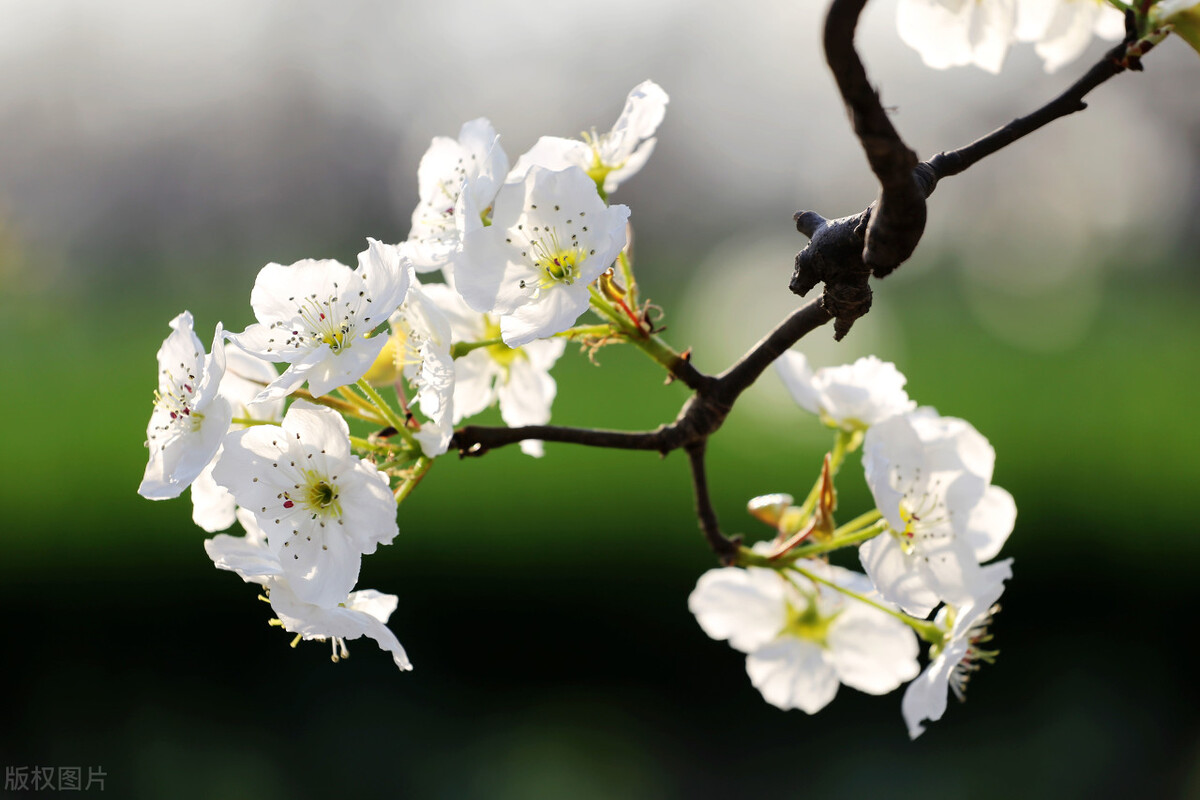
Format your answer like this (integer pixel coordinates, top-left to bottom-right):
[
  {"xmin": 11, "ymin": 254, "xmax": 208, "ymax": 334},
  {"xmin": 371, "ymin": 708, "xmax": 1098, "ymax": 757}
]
[
  {"xmin": 713, "ymin": 298, "xmax": 833, "ymax": 406},
  {"xmin": 825, "ymin": 0, "xmax": 927, "ymax": 277},
  {"xmin": 686, "ymin": 442, "xmax": 740, "ymax": 564},
  {"xmin": 453, "ymin": 424, "xmax": 672, "ymax": 457},
  {"xmin": 923, "ymin": 42, "xmax": 1131, "ymax": 190}
]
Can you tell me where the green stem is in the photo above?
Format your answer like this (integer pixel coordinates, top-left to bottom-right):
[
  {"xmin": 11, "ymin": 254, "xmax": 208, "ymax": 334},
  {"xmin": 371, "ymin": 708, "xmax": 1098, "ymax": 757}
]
[
  {"xmin": 451, "ymin": 338, "xmax": 504, "ymax": 359},
  {"xmin": 394, "ymin": 456, "xmax": 434, "ymax": 504},
  {"xmin": 290, "ymin": 388, "xmax": 386, "ymax": 425},
  {"xmin": 355, "ymin": 379, "xmax": 418, "ymax": 448},
  {"xmin": 231, "ymin": 417, "xmax": 275, "ymax": 427},
  {"xmin": 787, "ymin": 566, "xmax": 941, "ymax": 642},
  {"xmin": 589, "ymin": 285, "xmax": 691, "ymax": 377},
  {"xmin": 338, "ymin": 385, "xmax": 377, "ymax": 412},
  {"xmin": 833, "ymin": 508, "xmax": 882, "ymax": 538},
  {"xmin": 617, "ymin": 250, "xmax": 637, "ymax": 307},
  {"xmin": 349, "ymin": 435, "xmax": 415, "ymax": 457},
  {"xmin": 556, "ymin": 324, "xmax": 617, "ymax": 339},
  {"xmin": 735, "ymin": 519, "xmax": 887, "ymax": 568}
]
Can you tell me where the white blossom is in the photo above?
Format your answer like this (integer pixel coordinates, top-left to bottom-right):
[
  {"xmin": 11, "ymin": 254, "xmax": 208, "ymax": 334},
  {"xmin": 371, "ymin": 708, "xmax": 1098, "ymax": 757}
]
[
  {"xmin": 211, "ymin": 400, "xmax": 398, "ymax": 607},
  {"xmin": 381, "ymin": 272, "xmax": 458, "ymax": 457},
  {"xmin": 191, "ymin": 346, "xmax": 286, "ymax": 532},
  {"xmin": 897, "ymin": 0, "xmax": 1018, "ymax": 74},
  {"xmin": 456, "ymin": 166, "xmax": 629, "ymax": 347},
  {"xmin": 205, "ymin": 510, "xmax": 411, "ymax": 671},
  {"xmin": 510, "ymin": 80, "xmax": 668, "ymax": 195},
  {"xmin": 139, "ymin": 312, "xmax": 233, "ymax": 501},
  {"xmin": 423, "ymin": 282, "xmax": 565, "ymax": 457},
  {"xmin": 859, "ymin": 409, "xmax": 1016, "ymax": 617},
  {"xmin": 690, "ymin": 559, "xmax": 919, "ymax": 714},
  {"xmin": 404, "ymin": 118, "xmax": 509, "ymax": 273},
  {"xmin": 229, "ymin": 239, "xmax": 411, "ymax": 402},
  {"xmin": 1016, "ymin": 0, "xmax": 1125, "ymax": 73},
  {"xmin": 902, "ymin": 559, "xmax": 1012, "ymax": 738},
  {"xmin": 776, "ymin": 352, "xmax": 916, "ymax": 432}
]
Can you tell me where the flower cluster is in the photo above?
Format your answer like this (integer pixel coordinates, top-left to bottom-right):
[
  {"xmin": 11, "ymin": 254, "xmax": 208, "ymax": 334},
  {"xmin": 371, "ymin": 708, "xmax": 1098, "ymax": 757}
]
[
  {"xmin": 689, "ymin": 354, "xmax": 1016, "ymax": 738},
  {"xmin": 898, "ymin": 0, "xmax": 1126, "ymax": 73},
  {"xmin": 138, "ymin": 81, "xmax": 669, "ymax": 671}
]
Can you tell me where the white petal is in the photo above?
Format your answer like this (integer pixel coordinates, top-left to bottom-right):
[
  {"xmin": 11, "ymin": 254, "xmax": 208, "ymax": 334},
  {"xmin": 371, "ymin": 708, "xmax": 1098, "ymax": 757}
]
[
  {"xmin": 191, "ymin": 459, "xmax": 237, "ymax": 533},
  {"xmin": 828, "ymin": 604, "xmax": 921, "ymax": 695},
  {"xmin": 775, "ymin": 350, "xmax": 821, "ymax": 416},
  {"xmin": 964, "ymin": 485, "xmax": 1016, "ymax": 562},
  {"xmin": 269, "ymin": 581, "xmax": 413, "ymax": 671},
  {"xmin": 746, "ymin": 638, "xmax": 839, "ymax": 713},
  {"xmin": 859, "ymin": 533, "xmax": 941, "ymax": 618},
  {"xmin": 688, "ymin": 567, "xmax": 787, "ymax": 653}
]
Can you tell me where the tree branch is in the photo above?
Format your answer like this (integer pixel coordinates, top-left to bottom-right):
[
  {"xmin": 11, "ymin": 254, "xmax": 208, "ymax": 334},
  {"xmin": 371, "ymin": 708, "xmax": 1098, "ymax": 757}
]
[
  {"xmin": 713, "ymin": 298, "xmax": 832, "ymax": 407},
  {"xmin": 824, "ymin": 0, "xmax": 927, "ymax": 277},
  {"xmin": 923, "ymin": 41, "xmax": 1132, "ymax": 191},
  {"xmin": 686, "ymin": 441, "xmax": 740, "ymax": 564},
  {"xmin": 453, "ymin": 424, "xmax": 672, "ymax": 457}
]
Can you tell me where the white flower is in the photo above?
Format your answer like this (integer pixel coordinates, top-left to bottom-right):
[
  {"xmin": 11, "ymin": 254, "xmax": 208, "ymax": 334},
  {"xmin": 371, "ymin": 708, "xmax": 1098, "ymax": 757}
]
[
  {"xmin": 1016, "ymin": 0, "xmax": 1125, "ymax": 73},
  {"xmin": 776, "ymin": 352, "xmax": 916, "ymax": 432},
  {"xmin": 423, "ymin": 282, "xmax": 565, "ymax": 457},
  {"xmin": 191, "ymin": 346, "xmax": 286, "ymax": 532},
  {"xmin": 229, "ymin": 239, "xmax": 411, "ymax": 402},
  {"xmin": 456, "ymin": 166, "xmax": 630, "ymax": 347},
  {"xmin": 859, "ymin": 409, "xmax": 1016, "ymax": 617},
  {"xmin": 510, "ymin": 80, "xmax": 668, "ymax": 195},
  {"xmin": 205, "ymin": 510, "xmax": 412, "ymax": 671},
  {"xmin": 211, "ymin": 399, "xmax": 398, "ymax": 607},
  {"xmin": 902, "ymin": 559, "xmax": 1012, "ymax": 738},
  {"xmin": 404, "ymin": 118, "xmax": 509, "ymax": 273},
  {"xmin": 689, "ymin": 560, "xmax": 919, "ymax": 714},
  {"xmin": 138, "ymin": 312, "xmax": 233, "ymax": 501},
  {"xmin": 385, "ymin": 273, "xmax": 458, "ymax": 457},
  {"xmin": 897, "ymin": 0, "xmax": 1018, "ymax": 74}
]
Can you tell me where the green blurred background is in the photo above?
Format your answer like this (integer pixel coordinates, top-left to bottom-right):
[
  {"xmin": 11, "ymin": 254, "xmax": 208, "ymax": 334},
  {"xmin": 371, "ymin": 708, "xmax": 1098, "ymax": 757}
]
[{"xmin": 2, "ymin": 1, "xmax": 1199, "ymax": 798}]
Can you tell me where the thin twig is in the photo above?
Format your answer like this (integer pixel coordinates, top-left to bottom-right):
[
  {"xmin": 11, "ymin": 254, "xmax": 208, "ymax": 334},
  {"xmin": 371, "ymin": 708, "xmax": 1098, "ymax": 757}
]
[
  {"xmin": 923, "ymin": 42, "xmax": 1131, "ymax": 189},
  {"xmin": 685, "ymin": 441, "xmax": 740, "ymax": 564}
]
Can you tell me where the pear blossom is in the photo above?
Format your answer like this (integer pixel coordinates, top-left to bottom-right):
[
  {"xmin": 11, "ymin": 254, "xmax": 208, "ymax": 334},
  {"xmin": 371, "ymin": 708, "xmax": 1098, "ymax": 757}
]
[
  {"xmin": 776, "ymin": 352, "xmax": 916, "ymax": 432},
  {"xmin": 404, "ymin": 118, "xmax": 510, "ymax": 273},
  {"xmin": 902, "ymin": 559, "xmax": 1012, "ymax": 738},
  {"xmin": 897, "ymin": 0, "xmax": 1018, "ymax": 74},
  {"xmin": 510, "ymin": 80, "xmax": 668, "ymax": 195},
  {"xmin": 859, "ymin": 409, "xmax": 1016, "ymax": 617},
  {"xmin": 211, "ymin": 399, "xmax": 398, "ymax": 607},
  {"xmin": 422, "ymin": 282, "xmax": 565, "ymax": 457},
  {"xmin": 1015, "ymin": 0, "xmax": 1125, "ymax": 73},
  {"xmin": 229, "ymin": 239, "xmax": 411, "ymax": 402},
  {"xmin": 456, "ymin": 166, "xmax": 630, "ymax": 347},
  {"xmin": 191, "ymin": 346, "xmax": 286, "ymax": 532},
  {"xmin": 205, "ymin": 510, "xmax": 412, "ymax": 671},
  {"xmin": 689, "ymin": 558, "xmax": 920, "ymax": 714},
  {"xmin": 363, "ymin": 270, "xmax": 458, "ymax": 457},
  {"xmin": 138, "ymin": 312, "xmax": 233, "ymax": 501}
]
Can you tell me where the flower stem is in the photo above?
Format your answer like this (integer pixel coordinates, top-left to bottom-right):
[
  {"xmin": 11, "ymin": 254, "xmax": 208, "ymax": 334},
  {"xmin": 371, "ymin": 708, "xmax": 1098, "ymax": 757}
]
[
  {"xmin": 231, "ymin": 417, "xmax": 275, "ymax": 427},
  {"xmin": 290, "ymin": 388, "xmax": 386, "ymax": 425},
  {"xmin": 355, "ymin": 379, "xmax": 418, "ymax": 448},
  {"xmin": 788, "ymin": 566, "xmax": 941, "ymax": 641},
  {"xmin": 451, "ymin": 338, "xmax": 504, "ymax": 359},
  {"xmin": 394, "ymin": 456, "xmax": 434, "ymax": 503},
  {"xmin": 735, "ymin": 519, "xmax": 887, "ymax": 568},
  {"xmin": 589, "ymin": 285, "xmax": 691, "ymax": 377},
  {"xmin": 617, "ymin": 250, "xmax": 638, "ymax": 307}
]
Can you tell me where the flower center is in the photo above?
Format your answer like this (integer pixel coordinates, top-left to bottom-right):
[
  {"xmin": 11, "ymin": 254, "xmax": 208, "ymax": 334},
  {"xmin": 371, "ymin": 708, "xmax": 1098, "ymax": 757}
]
[
  {"xmin": 283, "ymin": 470, "xmax": 343, "ymax": 519},
  {"xmin": 780, "ymin": 600, "xmax": 836, "ymax": 647},
  {"xmin": 482, "ymin": 318, "xmax": 522, "ymax": 368}
]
